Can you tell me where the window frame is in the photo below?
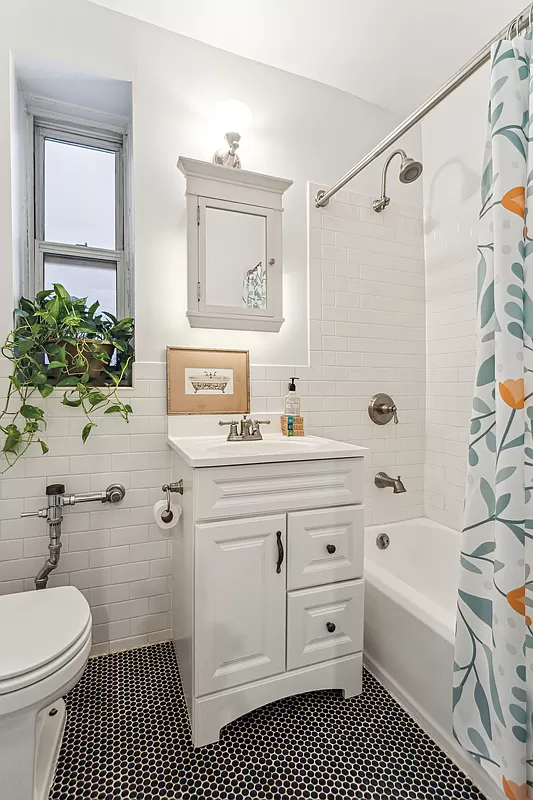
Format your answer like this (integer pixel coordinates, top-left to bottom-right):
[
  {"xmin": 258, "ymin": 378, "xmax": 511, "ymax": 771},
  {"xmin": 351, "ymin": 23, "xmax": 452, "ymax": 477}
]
[{"xmin": 32, "ymin": 117, "xmax": 131, "ymax": 320}]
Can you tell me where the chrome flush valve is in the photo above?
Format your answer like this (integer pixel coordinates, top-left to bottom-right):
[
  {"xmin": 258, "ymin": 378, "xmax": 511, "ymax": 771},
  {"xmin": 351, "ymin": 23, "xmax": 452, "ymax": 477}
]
[{"xmin": 22, "ymin": 483, "xmax": 126, "ymax": 589}]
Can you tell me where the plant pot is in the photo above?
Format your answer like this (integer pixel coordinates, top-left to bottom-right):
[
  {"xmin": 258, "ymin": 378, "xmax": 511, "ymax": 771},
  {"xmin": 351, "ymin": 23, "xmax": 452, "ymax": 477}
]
[{"xmin": 48, "ymin": 340, "xmax": 115, "ymax": 381}]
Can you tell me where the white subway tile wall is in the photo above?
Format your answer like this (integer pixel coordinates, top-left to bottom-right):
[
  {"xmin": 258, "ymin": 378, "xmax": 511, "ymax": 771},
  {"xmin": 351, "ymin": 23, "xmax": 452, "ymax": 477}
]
[
  {"xmin": 277, "ymin": 185, "xmax": 426, "ymax": 526},
  {"xmin": 424, "ymin": 195, "xmax": 478, "ymax": 530},
  {"xmin": 0, "ymin": 183, "xmax": 426, "ymax": 654},
  {"xmin": 0, "ymin": 359, "xmax": 173, "ymax": 656}
]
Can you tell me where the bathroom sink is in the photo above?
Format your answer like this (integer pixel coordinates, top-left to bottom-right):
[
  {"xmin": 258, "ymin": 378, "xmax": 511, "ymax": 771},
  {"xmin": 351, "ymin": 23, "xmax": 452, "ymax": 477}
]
[
  {"xmin": 167, "ymin": 433, "xmax": 366, "ymax": 468},
  {"xmin": 201, "ymin": 438, "xmax": 316, "ymax": 455}
]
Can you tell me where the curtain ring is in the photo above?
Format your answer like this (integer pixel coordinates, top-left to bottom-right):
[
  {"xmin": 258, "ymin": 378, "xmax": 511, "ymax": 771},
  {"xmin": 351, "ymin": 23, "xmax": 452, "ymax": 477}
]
[{"xmin": 508, "ymin": 16, "xmax": 520, "ymax": 40}]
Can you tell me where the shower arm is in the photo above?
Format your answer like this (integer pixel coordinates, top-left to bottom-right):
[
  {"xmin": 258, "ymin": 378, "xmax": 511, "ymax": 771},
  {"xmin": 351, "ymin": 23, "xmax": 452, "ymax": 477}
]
[{"xmin": 373, "ymin": 149, "xmax": 406, "ymax": 212}]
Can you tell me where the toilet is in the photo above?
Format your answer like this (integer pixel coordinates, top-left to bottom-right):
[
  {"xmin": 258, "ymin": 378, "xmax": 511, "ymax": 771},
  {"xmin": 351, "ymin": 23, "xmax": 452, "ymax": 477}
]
[{"xmin": 0, "ymin": 586, "xmax": 92, "ymax": 800}]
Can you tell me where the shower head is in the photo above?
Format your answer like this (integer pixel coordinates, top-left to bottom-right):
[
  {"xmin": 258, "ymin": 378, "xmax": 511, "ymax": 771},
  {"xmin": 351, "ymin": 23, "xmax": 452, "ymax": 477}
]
[
  {"xmin": 373, "ymin": 149, "xmax": 423, "ymax": 212},
  {"xmin": 399, "ymin": 155, "xmax": 423, "ymax": 184}
]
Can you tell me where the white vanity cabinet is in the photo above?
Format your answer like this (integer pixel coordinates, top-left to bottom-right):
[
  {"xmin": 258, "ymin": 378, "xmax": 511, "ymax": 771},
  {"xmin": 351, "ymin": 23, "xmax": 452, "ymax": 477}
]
[{"xmin": 169, "ymin": 438, "xmax": 365, "ymax": 747}]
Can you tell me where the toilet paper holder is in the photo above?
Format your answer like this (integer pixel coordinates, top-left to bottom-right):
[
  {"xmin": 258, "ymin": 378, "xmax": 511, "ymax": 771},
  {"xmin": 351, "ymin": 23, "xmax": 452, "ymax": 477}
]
[{"xmin": 161, "ymin": 481, "xmax": 184, "ymax": 523}]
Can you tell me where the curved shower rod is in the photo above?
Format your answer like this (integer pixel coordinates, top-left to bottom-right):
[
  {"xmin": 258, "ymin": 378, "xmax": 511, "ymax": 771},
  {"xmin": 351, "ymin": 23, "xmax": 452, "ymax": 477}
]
[{"xmin": 315, "ymin": 3, "xmax": 533, "ymax": 208}]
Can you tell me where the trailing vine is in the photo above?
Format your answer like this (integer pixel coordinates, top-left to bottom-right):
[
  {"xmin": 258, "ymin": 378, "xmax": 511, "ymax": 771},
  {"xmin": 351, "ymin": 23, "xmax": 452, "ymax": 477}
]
[{"xmin": 0, "ymin": 284, "xmax": 134, "ymax": 472}]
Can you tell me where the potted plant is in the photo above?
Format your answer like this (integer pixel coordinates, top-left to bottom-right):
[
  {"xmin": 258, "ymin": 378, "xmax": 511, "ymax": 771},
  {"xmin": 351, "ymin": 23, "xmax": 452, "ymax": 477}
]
[{"xmin": 0, "ymin": 283, "xmax": 134, "ymax": 472}]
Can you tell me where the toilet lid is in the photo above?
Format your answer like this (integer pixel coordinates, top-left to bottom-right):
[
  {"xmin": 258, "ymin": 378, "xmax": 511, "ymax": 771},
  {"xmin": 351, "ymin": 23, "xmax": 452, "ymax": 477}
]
[{"xmin": 0, "ymin": 586, "xmax": 91, "ymax": 682}]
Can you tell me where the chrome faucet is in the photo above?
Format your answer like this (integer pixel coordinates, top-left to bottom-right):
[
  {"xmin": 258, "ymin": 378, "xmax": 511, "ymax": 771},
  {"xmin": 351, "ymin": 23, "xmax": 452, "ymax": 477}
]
[
  {"xmin": 219, "ymin": 415, "xmax": 271, "ymax": 442},
  {"xmin": 375, "ymin": 472, "xmax": 406, "ymax": 494}
]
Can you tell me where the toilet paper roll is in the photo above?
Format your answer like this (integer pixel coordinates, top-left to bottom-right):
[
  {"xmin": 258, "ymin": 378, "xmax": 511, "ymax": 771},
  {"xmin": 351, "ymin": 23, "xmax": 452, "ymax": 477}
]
[{"xmin": 153, "ymin": 499, "xmax": 182, "ymax": 529}]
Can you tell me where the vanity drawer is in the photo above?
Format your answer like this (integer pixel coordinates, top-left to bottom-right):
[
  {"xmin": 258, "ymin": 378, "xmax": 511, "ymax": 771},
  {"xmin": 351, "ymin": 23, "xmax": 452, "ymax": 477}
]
[
  {"xmin": 287, "ymin": 579, "xmax": 364, "ymax": 671},
  {"xmin": 193, "ymin": 458, "xmax": 363, "ymax": 521},
  {"xmin": 287, "ymin": 505, "xmax": 363, "ymax": 590}
]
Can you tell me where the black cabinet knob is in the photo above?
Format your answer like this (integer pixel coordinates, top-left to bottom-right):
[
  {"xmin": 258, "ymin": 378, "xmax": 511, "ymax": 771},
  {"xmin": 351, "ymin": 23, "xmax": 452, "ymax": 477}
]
[
  {"xmin": 326, "ymin": 622, "xmax": 336, "ymax": 633},
  {"xmin": 326, "ymin": 544, "xmax": 336, "ymax": 554}
]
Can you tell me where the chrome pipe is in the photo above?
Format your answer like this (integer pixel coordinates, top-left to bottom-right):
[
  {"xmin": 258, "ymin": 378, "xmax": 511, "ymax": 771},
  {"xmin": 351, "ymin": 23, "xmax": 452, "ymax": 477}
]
[
  {"xmin": 34, "ymin": 492, "xmax": 63, "ymax": 590},
  {"xmin": 35, "ymin": 543, "xmax": 62, "ymax": 590},
  {"xmin": 63, "ymin": 491, "xmax": 107, "ymax": 505},
  {"xmin": 315, "ymin": 3, "xmax": 532, "ymax": 208}
]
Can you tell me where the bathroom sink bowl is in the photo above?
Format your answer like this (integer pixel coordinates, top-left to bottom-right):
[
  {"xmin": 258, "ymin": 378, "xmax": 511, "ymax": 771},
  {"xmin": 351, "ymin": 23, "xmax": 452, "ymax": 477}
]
[
  {"xmin": 201, "ymin": 438, "xmax": 316, "ymax": 456},
  {"xmin": 167, "ymin": 433, "xmax": 366, "ymax": 467}
]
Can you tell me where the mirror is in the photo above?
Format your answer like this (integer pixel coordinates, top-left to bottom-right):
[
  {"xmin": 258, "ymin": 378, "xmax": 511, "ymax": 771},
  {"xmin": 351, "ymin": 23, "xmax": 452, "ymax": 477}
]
[{"xmin": 204, "ymin": 206, "xmax": 267, "ymax": 310}]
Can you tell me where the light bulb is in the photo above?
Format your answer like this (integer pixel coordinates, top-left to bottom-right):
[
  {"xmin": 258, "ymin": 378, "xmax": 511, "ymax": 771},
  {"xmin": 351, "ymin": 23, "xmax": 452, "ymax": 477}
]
[{"xmin": 213, "ymin": 100, "xmax": 253, "ymax": 135}]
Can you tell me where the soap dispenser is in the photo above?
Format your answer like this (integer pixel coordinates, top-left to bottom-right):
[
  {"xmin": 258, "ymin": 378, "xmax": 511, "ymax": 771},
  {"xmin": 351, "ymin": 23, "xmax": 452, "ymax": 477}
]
[{"xmin": 284, "ymin": 377, "xmax": 300, "ymax": 416}]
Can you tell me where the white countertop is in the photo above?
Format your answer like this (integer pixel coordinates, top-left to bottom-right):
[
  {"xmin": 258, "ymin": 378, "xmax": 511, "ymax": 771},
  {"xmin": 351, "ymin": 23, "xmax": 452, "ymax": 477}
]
[{"xmin": 167, "ymin": 433, "xmax": 366, "ymax": 468}]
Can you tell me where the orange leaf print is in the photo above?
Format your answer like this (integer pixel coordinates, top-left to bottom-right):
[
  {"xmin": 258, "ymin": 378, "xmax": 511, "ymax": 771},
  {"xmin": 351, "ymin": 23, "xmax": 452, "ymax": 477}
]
[
  {"xmin": 502, "ymin": 186, "xmax": 526, "ymax": 218},
  {"xmin": 506, "ymin": 586, "xmax": 532, "ymax": 627},
  {"xmin": 502, "ymin": 777, "xmax": 528, "ymax": 800},
  {"xmin": 499, "ymin": 379, "xmax": 525, "ymax": 409}
]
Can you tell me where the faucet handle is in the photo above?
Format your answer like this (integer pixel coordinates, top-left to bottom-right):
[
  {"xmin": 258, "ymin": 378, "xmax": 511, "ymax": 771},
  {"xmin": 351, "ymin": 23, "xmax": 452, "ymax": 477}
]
[
  {"xmin": 392, "ymin": 405, "xmax": 399, "ymax": 424},
  {"xmin": 21, "ymin": 509, "xmax": 47, "ymax": 518},
  {"xmin": 219, "ymin": 419, "xmax": 239, "ymax": 440},
  {"xmin": 251, "ymin": 418, "xmax": 271, "ymax": 436}
]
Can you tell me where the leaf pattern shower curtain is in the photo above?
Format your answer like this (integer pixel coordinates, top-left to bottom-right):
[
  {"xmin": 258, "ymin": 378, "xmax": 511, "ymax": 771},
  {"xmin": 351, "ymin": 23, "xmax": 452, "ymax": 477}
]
[{"xmin": 453, "ymin": 34, "xmax": 533, "ymax": 800}]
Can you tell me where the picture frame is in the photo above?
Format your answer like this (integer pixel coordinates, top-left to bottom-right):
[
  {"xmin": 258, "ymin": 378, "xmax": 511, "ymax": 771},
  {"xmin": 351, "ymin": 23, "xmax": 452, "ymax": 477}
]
[{"xmin": 167, "ymin": 347, "xmax": 250, "ymax": 415}]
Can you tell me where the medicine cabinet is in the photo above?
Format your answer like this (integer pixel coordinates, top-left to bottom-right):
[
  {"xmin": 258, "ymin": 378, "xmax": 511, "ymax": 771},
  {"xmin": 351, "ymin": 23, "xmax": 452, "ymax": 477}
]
[{"xmin": 177, "ymin": 157, "xmax": 292, "ymax": 332}]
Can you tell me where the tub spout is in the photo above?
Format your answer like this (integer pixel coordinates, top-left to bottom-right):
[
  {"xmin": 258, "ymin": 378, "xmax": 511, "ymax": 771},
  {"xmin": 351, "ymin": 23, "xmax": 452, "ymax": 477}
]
[{"xmin": 375, "ymin": 472, "xmax": 406, "ymax": 494}]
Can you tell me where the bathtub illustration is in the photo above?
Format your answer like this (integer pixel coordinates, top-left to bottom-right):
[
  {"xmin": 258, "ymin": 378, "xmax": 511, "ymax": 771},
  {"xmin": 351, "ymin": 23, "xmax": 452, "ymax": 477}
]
[{"xmin": 188, "ymin": 371, "xmax": 230, "ymax": 394}]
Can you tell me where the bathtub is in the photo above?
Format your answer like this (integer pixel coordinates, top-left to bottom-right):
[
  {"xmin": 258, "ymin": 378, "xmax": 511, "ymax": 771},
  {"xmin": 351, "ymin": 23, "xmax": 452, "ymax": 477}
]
[{"xmin": 364, "ymin": 517, "xmax": 504, "ymax": 800}]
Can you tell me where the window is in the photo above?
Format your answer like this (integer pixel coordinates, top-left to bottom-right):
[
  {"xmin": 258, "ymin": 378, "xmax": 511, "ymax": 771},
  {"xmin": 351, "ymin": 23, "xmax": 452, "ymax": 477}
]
[{"xmin": 33, "ymin": 119, "xmax": 130, "ymax": 318}]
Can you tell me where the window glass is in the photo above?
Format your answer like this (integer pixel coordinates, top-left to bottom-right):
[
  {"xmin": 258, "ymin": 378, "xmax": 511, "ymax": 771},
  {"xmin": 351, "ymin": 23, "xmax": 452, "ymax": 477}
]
[
  {"xmin": 44, "ymin": 254, "xmax": 117, "ymax": 317},
  {"xmin": 44, "ymin": 139, "xmax": 116, "ymax": 249}
]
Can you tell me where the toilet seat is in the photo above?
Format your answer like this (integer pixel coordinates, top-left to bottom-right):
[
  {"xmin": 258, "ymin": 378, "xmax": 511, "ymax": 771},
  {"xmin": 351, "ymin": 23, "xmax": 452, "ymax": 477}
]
[{"xmin": 0, "ymin": 587, "xmax": 91, "ymax": 695}]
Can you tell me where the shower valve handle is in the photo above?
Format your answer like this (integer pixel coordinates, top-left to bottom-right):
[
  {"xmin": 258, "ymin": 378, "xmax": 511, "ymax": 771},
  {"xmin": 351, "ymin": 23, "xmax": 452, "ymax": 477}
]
[
  {"xmin": 383, "ymin": 402, "xmax": 399, "ymax": 424},
  {"xmin": 368, "ymin": 393, "xmax": 399, "ymax": 426}
]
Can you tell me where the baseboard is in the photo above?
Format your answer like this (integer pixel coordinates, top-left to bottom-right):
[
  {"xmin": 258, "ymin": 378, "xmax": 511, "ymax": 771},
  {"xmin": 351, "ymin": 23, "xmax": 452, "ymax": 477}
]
[{"xmin": 364, "ymin": 655, "xmax": 506, "ymax": 800}]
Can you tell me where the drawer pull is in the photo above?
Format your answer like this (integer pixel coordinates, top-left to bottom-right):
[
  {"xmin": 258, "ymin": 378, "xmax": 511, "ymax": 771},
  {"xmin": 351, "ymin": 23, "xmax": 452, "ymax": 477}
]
[
  {"xmin": 326, "ymin": 621, "xmax": 336, "ymax": 633},
  {"xmin": 326, "ymin": 544, "xmax": 336, "ymax": 554},
  {"xmin": 276, "ymin": 531, "xmax": 284, "ymax": 574}
]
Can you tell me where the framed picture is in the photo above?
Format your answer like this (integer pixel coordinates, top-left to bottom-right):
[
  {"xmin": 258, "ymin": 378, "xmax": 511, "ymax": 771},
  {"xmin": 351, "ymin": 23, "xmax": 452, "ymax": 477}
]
[{"xmin": 167, "ymin": 347, "xmax": 250, "ymax": 415}]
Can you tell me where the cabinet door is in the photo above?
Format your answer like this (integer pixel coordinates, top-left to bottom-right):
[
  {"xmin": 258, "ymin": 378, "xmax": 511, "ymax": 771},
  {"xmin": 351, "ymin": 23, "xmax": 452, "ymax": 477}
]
[{"xmin": 195, "ymin": 515, "xmax": 286, "ymax": 696}]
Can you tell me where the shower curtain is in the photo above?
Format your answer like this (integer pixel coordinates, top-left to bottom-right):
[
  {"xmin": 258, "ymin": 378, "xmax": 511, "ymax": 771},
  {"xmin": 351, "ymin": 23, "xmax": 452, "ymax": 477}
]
[{"xmin": 453, "ymin": 33, "xmax": 533, "ymax": 800}]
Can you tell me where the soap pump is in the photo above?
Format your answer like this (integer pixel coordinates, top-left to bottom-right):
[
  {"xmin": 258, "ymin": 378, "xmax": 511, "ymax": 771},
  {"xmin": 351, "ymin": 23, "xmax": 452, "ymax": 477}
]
[{"xmin": 284, "ymin": 377, "xmax": 300, "ymax": 416}]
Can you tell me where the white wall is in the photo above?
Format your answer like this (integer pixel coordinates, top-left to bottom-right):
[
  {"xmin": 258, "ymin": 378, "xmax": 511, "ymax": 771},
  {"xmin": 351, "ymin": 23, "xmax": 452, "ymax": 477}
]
[
  {"xmin": 0, "ymin": 0, "xmax": 424, "ymax": 652},
  {"xmin": 421, "ymin": 67, "xmax": 488, "ymax": 530},
  {"xmin": 0, "ymin": 0, "xmax": 421, "ymax": 367},
  {"xmin": 9, "ymin": 54, "xmax": 27, "ymax": 306},
  {"xmin": 304, "ymin": 185, "xmax": 426, "ymax": 525}
]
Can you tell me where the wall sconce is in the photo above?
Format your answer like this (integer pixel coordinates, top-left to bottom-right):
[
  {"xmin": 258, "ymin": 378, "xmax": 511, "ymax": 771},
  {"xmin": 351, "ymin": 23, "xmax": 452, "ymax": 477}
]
[
  {"xmin": 214, "ymin": 132, "xmax": 242, "ymax": 169},
  {"xmin": 212, "ymin": 100, "xmax": 252, "ymax": 170}
]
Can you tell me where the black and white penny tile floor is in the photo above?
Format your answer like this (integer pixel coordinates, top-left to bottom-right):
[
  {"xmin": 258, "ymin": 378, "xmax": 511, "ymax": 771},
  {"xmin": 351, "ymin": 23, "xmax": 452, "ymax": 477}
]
[{"xmin": 49, "ymin": 641, "xmax": 485, "ymax": 800}]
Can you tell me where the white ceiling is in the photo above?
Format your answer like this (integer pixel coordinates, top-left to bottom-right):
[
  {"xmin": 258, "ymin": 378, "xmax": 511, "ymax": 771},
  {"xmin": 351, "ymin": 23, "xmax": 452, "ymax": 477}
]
[{"xmin": 89, "ymin": 0, "xmax": 528, "ymax": 116}]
